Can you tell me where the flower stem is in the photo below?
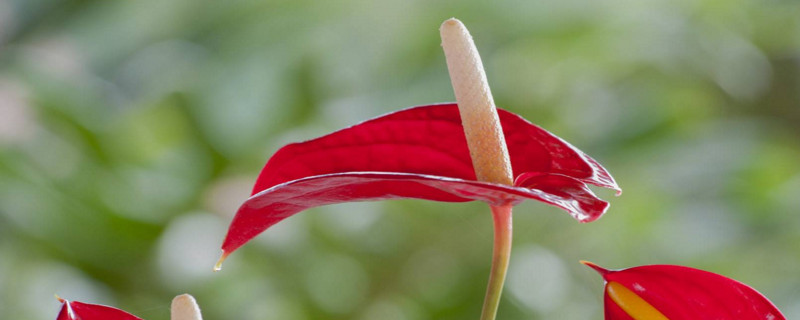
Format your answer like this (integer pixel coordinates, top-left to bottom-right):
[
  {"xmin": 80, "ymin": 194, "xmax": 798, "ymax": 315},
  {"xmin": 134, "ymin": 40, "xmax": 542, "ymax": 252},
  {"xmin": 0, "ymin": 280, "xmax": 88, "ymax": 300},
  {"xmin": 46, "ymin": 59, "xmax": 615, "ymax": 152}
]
[
  {"xmin": 440, "ymin": 18, "xmax": 515, "ymax": 320},
  {"xmin": 481, "ymin": 204, "xmax": 513, "ymax": 320}
]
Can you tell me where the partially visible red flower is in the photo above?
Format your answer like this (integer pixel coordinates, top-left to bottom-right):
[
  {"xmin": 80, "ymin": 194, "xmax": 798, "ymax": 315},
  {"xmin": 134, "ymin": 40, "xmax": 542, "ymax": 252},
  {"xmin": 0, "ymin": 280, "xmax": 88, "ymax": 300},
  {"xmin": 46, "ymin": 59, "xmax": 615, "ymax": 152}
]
[
  {"xmin": 56, "ymin": 294, "xmax": 202, "ymax": 320},
  {"xmin": 583, "ymin": 261, "xmax": 786, "ymax": 320},
  {"xmin": 218, "ymin": 103, "xmax": 619, "ymax": 261},
  {"xmin": 56, "ymin": 297, "xmax": 143, "ymax": 320}
]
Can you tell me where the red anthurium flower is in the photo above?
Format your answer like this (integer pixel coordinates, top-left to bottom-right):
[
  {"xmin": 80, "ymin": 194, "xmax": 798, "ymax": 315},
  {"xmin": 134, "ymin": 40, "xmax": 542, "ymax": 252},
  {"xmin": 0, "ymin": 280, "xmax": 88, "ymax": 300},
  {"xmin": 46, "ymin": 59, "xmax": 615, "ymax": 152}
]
[
  {"xmin": 582, "ymin": 261, "xmax": 786, "ymax": 320},
  {"xmin": 56, "ymin": 294, "xmax": 202, "ymax": 320},
  {"xmin": 217, "ymin": 103, "xmax": 620, "ymax": 263},
  {"xmin": 56, "ymin": 297, "xmax": 143, "ymax": 320},
  {"xmin": 216, "ymin": 18, "xmax": 619, "ymax": 320}
]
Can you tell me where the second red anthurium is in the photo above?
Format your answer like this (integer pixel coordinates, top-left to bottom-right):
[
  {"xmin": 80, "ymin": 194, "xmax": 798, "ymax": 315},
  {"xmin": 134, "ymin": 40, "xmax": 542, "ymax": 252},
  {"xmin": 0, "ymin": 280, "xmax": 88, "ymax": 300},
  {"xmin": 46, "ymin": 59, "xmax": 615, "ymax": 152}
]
[{"xmin": 583, "ymin": 261, "xmax": 786, "ymax": 320}]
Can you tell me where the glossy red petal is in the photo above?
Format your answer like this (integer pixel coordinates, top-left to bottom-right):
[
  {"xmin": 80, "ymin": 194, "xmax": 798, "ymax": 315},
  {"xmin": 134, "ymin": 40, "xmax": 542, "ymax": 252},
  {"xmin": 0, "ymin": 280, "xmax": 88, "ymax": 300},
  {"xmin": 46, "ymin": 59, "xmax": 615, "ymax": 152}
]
[
  {"xmin": 221, "ymin": 104, "xmax": 618, "ymax": 256},
  {"xmin": 251, "ymin": 103, "xmax": 619, "ymax": 194},
  {"xmin": 585, "ymin": 263, "xmax": 786, "ymax": 320},
  {"xmin": 222, "ymin": 172, "xmax": 608, "ymax": 254},
  {"xmin": 500, "ymin": 108, "xmax": 619, "ymax": 192},
  {"xmin": 57, "ymin": 298, "xmax": 143, "ymax": 320}
]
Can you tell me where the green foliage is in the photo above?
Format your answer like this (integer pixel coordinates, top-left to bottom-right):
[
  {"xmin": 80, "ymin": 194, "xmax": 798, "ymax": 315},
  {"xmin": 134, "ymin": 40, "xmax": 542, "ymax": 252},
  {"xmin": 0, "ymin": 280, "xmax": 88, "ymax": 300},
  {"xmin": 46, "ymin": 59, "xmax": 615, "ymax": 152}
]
[{"xmin": 1, "ymin": 0, "xmax": 799, "ymax": 319}]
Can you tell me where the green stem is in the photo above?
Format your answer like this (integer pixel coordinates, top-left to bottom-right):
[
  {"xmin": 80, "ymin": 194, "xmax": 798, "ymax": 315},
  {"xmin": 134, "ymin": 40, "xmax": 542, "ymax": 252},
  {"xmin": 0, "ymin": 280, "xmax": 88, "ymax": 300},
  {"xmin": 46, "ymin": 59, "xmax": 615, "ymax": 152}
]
[{"xmin": 480, "ymin": 204, "xmax": 513, "ymax": 320}]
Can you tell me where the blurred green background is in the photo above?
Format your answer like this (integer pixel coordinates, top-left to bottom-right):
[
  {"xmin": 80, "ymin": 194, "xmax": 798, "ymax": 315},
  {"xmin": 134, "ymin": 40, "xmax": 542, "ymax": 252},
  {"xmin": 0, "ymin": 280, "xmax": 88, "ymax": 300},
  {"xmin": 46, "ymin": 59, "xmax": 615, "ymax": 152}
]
[{"xmin": 1, "ymin": 0, "xmax": 799, "ymax": 319}]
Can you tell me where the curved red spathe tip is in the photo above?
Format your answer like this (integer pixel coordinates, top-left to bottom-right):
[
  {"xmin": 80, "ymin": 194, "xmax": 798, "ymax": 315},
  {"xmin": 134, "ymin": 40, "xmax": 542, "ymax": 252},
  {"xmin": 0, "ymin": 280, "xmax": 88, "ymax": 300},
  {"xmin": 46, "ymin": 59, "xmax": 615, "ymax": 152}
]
[{"xmin": 580, "ymin": 260, "xmax": 610, "ymax": 276}]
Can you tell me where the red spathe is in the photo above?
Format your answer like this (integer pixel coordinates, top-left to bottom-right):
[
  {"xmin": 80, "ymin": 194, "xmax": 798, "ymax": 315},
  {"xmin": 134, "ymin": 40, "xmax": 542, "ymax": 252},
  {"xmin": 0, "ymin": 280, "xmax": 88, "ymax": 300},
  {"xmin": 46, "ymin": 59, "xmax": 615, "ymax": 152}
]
[
  {"xmin": 57, "ymin": 298, "xmax": 143, "ymax": 320},
  {"xmin": 222, "ymin": 103, "xmax": 620, "ymax": 255},
  {"xmin": 586, "ymin": 263, "xmax": 786, "ymax": 320}
]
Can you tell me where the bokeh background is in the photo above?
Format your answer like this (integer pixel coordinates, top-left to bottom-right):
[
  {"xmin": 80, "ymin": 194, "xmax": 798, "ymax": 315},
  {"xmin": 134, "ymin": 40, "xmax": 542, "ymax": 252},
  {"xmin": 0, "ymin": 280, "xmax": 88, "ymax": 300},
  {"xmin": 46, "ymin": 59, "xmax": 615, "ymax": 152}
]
[{"xmin": 1, "ymin": 0, "xmax": 799, "ymax": 319}]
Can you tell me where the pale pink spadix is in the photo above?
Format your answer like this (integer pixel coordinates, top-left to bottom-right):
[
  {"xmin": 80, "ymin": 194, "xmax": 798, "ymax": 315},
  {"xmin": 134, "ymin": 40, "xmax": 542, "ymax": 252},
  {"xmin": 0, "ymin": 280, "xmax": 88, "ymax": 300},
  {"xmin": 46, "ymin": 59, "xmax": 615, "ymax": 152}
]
[{"xmin": 440, "ymin": 18, "xmax": 513, "ymax": 186}]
